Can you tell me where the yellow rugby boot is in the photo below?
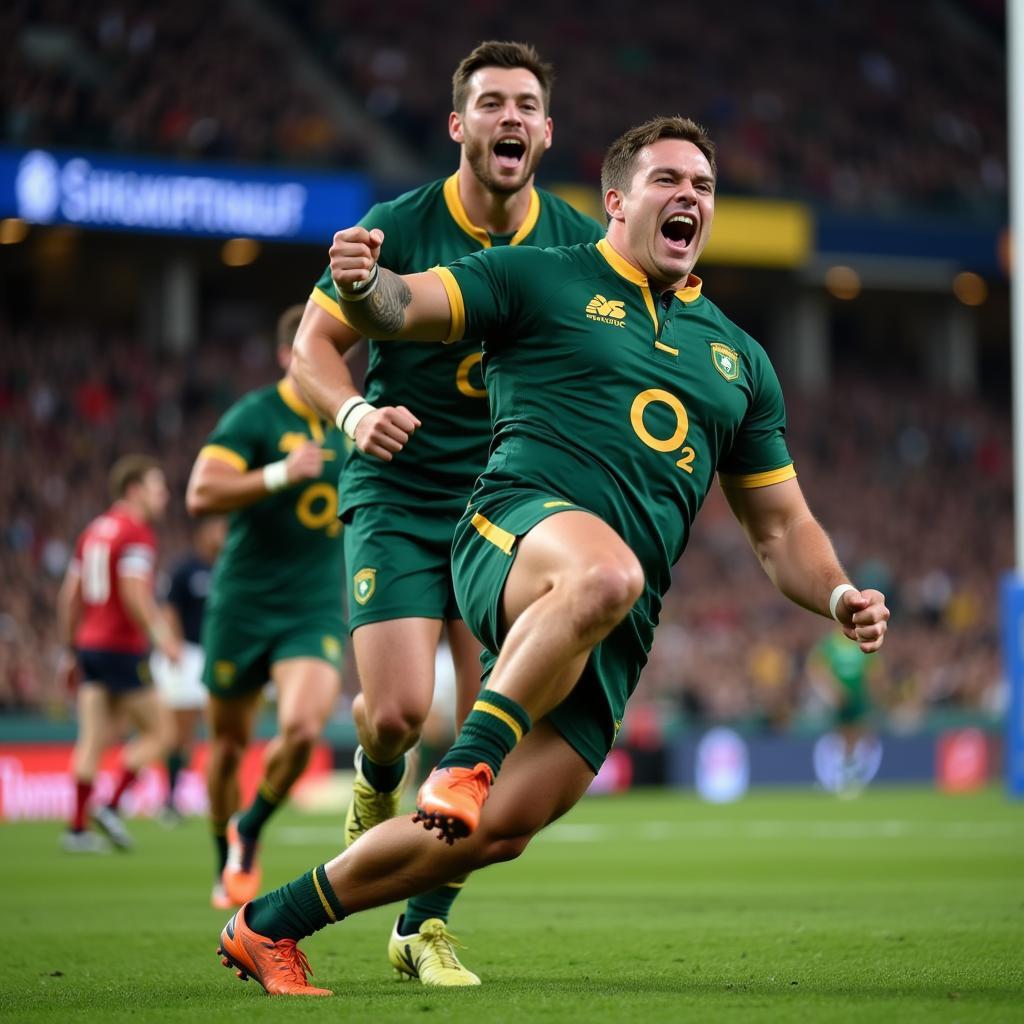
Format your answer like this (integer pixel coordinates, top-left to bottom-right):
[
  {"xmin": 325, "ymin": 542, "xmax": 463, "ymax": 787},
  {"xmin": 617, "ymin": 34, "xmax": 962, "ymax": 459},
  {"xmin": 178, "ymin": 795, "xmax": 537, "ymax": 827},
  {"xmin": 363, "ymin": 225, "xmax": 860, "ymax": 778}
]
[
  {"xmin": 344, "ymin": 746, "xmax": 410, "ymax": 848},
  {"xmin": 387, "ymin": 917, "xmax": 481, "ymax": 986}
]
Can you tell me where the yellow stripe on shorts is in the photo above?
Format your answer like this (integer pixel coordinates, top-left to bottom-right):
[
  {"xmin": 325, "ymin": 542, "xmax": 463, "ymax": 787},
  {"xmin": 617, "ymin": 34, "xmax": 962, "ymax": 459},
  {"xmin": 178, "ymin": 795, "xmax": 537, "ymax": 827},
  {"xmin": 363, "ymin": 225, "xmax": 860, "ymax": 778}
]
[
  {"xmin": 471, "ymin": 512, "xmax": 515, "ymax": 555},
  {"xmin": 472, "ymin": 699, "xmax": 524, "ymax": 743}
]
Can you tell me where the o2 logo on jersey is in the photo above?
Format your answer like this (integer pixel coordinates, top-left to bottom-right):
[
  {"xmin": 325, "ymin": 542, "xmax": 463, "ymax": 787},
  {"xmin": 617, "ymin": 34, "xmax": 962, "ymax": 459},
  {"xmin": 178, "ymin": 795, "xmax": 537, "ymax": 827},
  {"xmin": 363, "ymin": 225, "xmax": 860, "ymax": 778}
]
[
  {"xmin": 455, "ymin": 351, "xmax": 487, "ymax": 399},
  {"xmin": 629, "ymin": 388, "xmax": 695, "ymax": 473},
  {"xmin": 296, "ymin": 483, "xmax": 341, "ymax": 536}
]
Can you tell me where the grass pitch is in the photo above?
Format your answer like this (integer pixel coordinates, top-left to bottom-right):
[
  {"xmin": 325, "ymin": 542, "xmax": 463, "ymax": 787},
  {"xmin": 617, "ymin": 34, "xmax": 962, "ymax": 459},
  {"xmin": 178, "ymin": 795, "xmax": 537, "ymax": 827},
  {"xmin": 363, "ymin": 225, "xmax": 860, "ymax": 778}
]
[{"xmin": 1, "ymin": 787, "xmax": 1021, "ymax": 1023}]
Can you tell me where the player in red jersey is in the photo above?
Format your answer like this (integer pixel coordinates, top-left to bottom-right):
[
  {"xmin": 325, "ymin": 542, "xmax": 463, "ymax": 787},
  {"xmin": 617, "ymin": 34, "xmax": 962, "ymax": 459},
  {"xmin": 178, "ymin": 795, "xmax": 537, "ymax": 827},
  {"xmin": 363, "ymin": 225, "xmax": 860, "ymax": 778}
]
[{"xmin": 56, "ymin": 454, "xmax": 180, "ymax": 853}]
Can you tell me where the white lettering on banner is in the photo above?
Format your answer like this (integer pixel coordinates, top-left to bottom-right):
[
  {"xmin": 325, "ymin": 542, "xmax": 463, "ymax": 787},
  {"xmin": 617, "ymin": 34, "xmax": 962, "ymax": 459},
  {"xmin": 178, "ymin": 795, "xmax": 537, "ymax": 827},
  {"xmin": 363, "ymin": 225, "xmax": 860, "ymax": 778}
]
[
  {"xmin": 0, "ymin": 758, "xmax": 208, "ymax": 820},
  {"xmin": 54, "ymin": 156, "xmax": 307, "ymax": 236}
]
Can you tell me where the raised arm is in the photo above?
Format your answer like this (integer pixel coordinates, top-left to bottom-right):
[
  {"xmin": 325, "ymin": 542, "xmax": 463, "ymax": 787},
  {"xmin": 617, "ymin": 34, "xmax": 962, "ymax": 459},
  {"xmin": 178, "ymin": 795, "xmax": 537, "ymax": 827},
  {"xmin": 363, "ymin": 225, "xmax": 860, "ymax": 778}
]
[
  {"xmin": 330, "ymin": 227, "xmax": 453, "ymax": 341},
  {"xmin": 722, "ymin": 476, "xmax": 889, "ymax": 652},
  {"xmin": 292, "ymin": 300, "xmax": 422, "ymax": 462}
]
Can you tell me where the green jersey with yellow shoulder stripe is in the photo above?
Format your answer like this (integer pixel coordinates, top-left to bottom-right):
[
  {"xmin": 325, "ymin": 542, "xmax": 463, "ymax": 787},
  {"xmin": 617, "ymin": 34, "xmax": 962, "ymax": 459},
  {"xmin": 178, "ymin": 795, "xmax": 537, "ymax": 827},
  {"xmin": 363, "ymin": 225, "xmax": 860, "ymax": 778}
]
[
  {"xmin": 437, "ymin": 238, "xmax": 795, "ymax": 640},
  {"xmin": 200, "ymin": 379, "xmax": 348, "ymax": 616},
  {"xmin": 310, "ymin": 172, "xmax": 604, "ymax": 517}
]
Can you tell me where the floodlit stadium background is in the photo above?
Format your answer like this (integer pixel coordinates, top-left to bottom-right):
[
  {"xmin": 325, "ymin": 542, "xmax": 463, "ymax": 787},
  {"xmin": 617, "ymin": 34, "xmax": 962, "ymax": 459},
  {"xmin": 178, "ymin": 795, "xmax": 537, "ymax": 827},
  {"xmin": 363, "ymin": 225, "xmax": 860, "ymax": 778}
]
[{"xmin": 0, "ymin": 0, "xmax": 1012, "ymax": 809}]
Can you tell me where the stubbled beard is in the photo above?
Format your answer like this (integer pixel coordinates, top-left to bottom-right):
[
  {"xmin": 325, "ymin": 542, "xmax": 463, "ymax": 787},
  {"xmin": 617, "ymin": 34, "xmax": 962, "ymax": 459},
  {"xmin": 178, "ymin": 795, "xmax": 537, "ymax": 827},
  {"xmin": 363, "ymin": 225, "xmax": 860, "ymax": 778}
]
[{"xmin": 464, "ymin": 134, "xmax": 543, "ymax": 195}]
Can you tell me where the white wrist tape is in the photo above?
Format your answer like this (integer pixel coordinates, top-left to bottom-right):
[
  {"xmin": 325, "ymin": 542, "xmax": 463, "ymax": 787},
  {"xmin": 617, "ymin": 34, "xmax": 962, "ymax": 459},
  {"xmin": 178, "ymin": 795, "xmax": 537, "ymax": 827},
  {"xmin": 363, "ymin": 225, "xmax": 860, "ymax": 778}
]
[
  {"xmin": 262, "ymin": 459, "xmax": 290, "ymax": 493},
  {"xmin": 337, "ymin": 264, "xmax": 379, "ymax": 302},
  {"xmin": 336, "ymin": 395, "xmax": 376, "ymax": 440},
  {"xmin": 829, "ymin": 583, "xmax": 857, "ymax": 622}
]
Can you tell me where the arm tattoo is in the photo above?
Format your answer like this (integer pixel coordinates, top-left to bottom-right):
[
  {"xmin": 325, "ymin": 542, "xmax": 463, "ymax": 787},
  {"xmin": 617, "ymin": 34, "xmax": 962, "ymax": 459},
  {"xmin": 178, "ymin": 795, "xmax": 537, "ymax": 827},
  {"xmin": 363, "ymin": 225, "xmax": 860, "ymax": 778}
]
[{"xmin": 365, "ymin": 269, "xmax": 412, "ymax": 335}]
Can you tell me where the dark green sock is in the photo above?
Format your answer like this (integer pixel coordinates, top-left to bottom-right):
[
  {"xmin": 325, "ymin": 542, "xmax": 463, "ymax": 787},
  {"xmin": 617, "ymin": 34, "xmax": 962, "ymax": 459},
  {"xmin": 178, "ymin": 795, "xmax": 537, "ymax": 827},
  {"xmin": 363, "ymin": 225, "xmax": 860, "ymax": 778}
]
[
  {"xmin": 166, "ymin": 749, "xmax": 186, "ymax": 805},
  {"xmin": 360, "ymin": 750, "xmax": 406, "ymax": 793},
  {"xmin": 237, "ymin": 780, "xmax": 283, "ymax": 841},
  {"xmin": 212, "ymin": 820, "xmax": 229, "ymax": 877},
  {"xmin": 438, "ymin": 690, "xmax": 531, "ymax": 779},
  {"xmin": 402, "ymin": 874, "xmax": 468, "ymax": 932},
  {"xmin": 246, "ymin": 864, "xmax": 345, "ymax": 941}
]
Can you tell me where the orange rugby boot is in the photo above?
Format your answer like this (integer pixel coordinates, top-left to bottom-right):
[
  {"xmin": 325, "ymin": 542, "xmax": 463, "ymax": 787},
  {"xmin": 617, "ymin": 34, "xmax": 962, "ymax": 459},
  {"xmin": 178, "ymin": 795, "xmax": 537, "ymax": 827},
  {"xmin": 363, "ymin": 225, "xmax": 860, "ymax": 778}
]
[
  {"xmin": 221, "ymin": 814, "xmax": 261, "ymax": 905},
  {"xmin": 217, "ymin": 902, "xmax": 332, "ymax": 996},
  {"xmin": 412, "ymin": 763, "xmax": 494, "ymax": 844}
]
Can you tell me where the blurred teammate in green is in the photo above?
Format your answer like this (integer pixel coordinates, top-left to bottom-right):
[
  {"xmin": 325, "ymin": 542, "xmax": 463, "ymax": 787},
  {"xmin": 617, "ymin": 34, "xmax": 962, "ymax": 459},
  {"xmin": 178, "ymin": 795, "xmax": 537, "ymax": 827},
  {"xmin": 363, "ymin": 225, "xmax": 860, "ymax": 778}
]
[
  {"xmin": 808, "ymin": 629, "xmax": 884, "ymax": 797},
  {"xmin": 186, "ymin": 306, "xmax": 347, "ymax": 910}
]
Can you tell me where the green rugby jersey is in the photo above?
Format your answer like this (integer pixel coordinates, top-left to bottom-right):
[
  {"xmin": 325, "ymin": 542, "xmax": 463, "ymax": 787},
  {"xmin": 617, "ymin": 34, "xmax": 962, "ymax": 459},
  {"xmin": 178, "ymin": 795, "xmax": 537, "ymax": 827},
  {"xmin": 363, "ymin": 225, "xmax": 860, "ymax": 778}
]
[
  {"xmin": 310, "ymin": 173, "xmax": 604, "ymax": 516},
  {"xmin": 436, "ymin": 238, "xmax": 795, "ymax": 640},
  {"xmin": 200, "ymin": 379, "xmax": 347, "ymax": 616},
  {"xmin": 813, "ymin": 631, "xmax": 871, "ymax": 699}
]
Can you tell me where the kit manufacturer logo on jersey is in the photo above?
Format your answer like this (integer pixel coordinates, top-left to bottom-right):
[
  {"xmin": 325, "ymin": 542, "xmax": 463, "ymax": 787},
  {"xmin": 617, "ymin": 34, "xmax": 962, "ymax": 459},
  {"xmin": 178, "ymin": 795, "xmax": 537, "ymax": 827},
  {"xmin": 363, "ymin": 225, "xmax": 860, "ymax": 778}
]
[
  {"xmin": 710, "ymin": 341, "xmax": 741, "ymax": 381},
  {"xmin": 279, "ymin": 432, "xmax": 335, "ymax": 458},
  {"xmin": 353, "ymin": 568, "xmax": 377, "ymax": 605},
  {"xmin": 586, "ymin": 295, "xmax": 627, "ymax": 327}
]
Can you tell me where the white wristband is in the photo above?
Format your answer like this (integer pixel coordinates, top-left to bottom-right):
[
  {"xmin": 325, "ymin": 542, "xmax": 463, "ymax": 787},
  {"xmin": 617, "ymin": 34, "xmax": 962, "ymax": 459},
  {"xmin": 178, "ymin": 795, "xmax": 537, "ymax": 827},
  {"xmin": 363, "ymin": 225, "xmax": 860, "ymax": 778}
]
[
  {"xmin": 337, "ymin": 264, "xmax": 379, "ymax": 302},
  {"xmin": 829, "ymin": 583, "xmax": 856, "ymax": 622},
  {"xmin": 262, "ymin": 459, "xmax": 290, "ymax": 493},
  {"xmin": 336, "ymin": 395, "xmax": 376, "ymax": 440}
]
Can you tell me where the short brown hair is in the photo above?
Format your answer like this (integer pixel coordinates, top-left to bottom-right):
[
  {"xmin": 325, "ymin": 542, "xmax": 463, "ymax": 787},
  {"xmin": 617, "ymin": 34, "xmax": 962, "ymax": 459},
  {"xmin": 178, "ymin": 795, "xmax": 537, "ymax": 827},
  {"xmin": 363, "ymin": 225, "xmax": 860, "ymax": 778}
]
[
  {"xmin": 452, "ymin": 41, "xmax": 554, "ymax": 114},
  {"xmin": 277, "ymin": 303, "xmax": 305, "ymax": 349},
  {"xmin": 109, "ymin": 454, "xmax": 161, "ymax": 500},
  {"xmin": 601, "ymin": 116, "xmax": 717, "ymax": 196}
]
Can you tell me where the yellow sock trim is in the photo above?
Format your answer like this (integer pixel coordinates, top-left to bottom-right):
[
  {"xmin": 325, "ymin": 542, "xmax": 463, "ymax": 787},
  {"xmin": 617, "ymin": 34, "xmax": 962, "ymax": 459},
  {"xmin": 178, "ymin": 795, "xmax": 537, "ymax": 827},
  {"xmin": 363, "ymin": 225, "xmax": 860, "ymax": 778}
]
[
  {"xmin": 311, "ymin": 870, "xmax": 337, "ymax": 922},
  {"xmin": 472, "ymin": 700, "xmax": 524, "ymax": 743}
]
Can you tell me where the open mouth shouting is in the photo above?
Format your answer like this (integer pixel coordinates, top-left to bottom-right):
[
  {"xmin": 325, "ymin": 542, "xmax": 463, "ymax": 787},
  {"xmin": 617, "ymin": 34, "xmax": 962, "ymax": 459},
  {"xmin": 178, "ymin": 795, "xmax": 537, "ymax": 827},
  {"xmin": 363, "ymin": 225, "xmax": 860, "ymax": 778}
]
[
  {"xmin": 660, "ymin": 212, "xmax": 698, "ymax": 253},
  {"xmin": 493, "ymin": 135, "xmax": 526, "ymax": 171}
]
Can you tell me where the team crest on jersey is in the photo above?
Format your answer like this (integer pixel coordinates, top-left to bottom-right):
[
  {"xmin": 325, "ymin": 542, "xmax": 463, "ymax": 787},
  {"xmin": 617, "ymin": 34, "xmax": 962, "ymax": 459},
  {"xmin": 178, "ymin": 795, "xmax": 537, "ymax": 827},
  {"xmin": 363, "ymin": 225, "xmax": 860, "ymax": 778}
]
[
  {"xmin": 353, "ymin": 568, "xmax": 377, "ymax": 605},
  {"xmin": 586, "ymin": 295, "xmax": 627, "ymax": 327},
  {"xmin": 213, "ymin": 661, "xmax": 236, "ymax": 687},
  {"xmin": 321, "ymin": 635, "xmax": 342, "ymax": 664},
  {"xmin": 710, "ymin": 342, "xmax": 741, "ymax": 382}
]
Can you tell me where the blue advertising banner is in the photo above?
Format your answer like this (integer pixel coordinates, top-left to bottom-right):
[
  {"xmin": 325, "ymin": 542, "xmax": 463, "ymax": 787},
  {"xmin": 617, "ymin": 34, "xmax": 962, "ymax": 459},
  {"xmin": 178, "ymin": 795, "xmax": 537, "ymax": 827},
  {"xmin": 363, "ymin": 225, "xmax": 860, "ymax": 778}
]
[
  {"xmin": 0, "ymin": 146, "xmax": 371, "ymax": 244},
  {"xmin": 1000, "ymin": 573, "xmax": 1024, "ymax": 797}
]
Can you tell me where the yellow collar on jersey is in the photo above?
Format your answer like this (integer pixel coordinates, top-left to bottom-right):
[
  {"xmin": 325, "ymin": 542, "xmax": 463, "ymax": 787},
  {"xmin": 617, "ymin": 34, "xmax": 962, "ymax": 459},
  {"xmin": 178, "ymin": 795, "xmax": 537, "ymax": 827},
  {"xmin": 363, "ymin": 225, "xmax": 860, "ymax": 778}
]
[
  {"xmin": 278, "ymin": 379, "xmax": 325, "ymax": 443},
  {"xmin": 443, "ymin": 172, "xmax": 541, "ymax": 248},
  {"xmin": 596, "ymin": 238, "xmax": 703, "ymax": 304}
]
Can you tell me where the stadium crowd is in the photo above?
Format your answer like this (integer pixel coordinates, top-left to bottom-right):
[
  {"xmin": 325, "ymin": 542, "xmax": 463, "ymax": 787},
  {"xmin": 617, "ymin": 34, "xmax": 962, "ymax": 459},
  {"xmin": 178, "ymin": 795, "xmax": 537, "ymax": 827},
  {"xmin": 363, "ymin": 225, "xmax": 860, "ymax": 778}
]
[
  {"xmin": 0, "ymin": 319, "xmax": 1010, "ymax": 732},
  {"xmin": 279, "ymin": 0, "xmax": 1006, "ymax": 216},
  {"xmin": 3, "ymin": 0, "xmax": 1006, "ymax": 216},
  {"xmin": 2, "ymin": 0, "xmax": 359, "ymax": 167}
]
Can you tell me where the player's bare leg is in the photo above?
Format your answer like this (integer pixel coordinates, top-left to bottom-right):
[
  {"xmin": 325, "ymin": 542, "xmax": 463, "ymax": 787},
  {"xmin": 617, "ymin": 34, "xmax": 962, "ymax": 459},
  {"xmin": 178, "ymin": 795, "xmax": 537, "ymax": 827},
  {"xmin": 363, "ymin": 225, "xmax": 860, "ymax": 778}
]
[
  {"xmin": 218, "ymin": 722, "xmax": 594, "ymax": 995},
  {"xmin": 263, "ymin": 657, "xmax": 340, "ymax": 795},
  {"xmin": 64, "ymin": 683, "xmax": 114, "ymax": 852},
  {"xmin": 162, "ymin": 706, "xmax": 202, "ymax": 823},
  {"xmin": 416, "ymin": 511, "xmax": 643, "ymax": 841},
  {"xmin": 206, "ymin": 690, "xmax": 261, "ymax": 903},
  {"xmin": 116, "ymin": 688, "xmax": 172, "ymax": 777},
  {"xmin": 345, "ymin": 618, "xmax": 440, "ymax": 849},
  {"xmin": 447, "ymin": 619, "xmax": 484, "ymax": 730},
  {"xmin": 223, "ymin": 658, "xmax": 340, "ymax": 905}
]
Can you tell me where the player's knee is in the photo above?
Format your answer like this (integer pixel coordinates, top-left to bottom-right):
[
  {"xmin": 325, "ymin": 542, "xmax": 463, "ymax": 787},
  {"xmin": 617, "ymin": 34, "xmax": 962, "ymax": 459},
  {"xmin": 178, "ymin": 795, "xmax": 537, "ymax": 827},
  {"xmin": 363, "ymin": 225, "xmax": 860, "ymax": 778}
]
[
  {"xmin": 210, "ymin": 734, "xmax": 245, "ymax": 775},
  {"xmin": 280, "ymin": 716, "xmax": 322, "ymax": 753},
  {"xmin": 365, "ymin": 704, "xmax": 424, "ymax": 751},
  {"xmin": 475, "ymin": 827, "xmax": 533, "ymax": 866},
  {"xmin": 571, "ymin": 557, "xmax": 645, "ymax": 635}
]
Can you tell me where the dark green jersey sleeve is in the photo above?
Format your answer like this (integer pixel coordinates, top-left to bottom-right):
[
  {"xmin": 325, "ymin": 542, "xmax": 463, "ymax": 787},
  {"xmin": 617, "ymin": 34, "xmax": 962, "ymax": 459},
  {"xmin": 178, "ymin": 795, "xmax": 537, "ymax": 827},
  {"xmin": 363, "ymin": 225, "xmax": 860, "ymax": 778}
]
[
  {"xmin": 443, "ymin": 245, "xmax": 557, "ymax": 346},
  {"xmin": 717, "ymin": 345, "xmax": 793, "ymax": 480},
  {"xmin": 204, "ymin": 395, "xmax": 266, "ymax": 469}
]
